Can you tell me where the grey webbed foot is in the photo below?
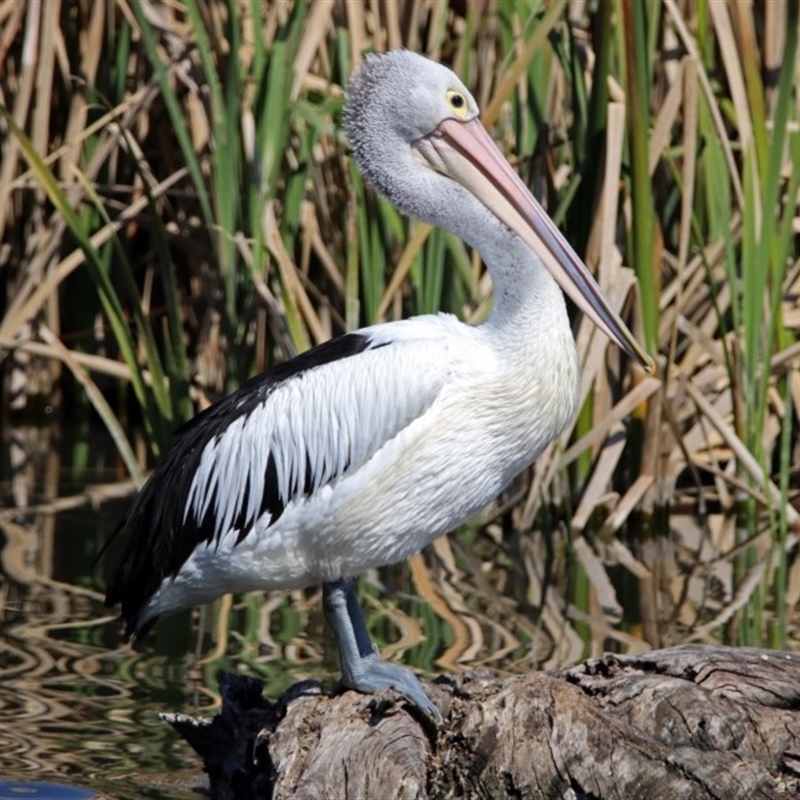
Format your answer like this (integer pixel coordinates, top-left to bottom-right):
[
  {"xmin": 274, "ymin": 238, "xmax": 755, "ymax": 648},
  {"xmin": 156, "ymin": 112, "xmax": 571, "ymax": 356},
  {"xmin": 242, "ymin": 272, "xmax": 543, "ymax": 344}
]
[
  {"xmin": 322, "ymin": 578, "xmax": 439, "ymax": 718},
  {"xmin": 340, "ymin": 651, "xmax": 439, "ymax": 717}
]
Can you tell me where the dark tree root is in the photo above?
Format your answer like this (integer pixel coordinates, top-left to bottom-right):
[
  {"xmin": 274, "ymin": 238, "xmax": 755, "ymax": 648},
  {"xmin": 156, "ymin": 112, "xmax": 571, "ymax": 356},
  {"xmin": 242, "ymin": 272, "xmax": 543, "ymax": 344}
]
[{"xmin": 163, "ymin": 645, "xmax": 800, "ymax": 799}]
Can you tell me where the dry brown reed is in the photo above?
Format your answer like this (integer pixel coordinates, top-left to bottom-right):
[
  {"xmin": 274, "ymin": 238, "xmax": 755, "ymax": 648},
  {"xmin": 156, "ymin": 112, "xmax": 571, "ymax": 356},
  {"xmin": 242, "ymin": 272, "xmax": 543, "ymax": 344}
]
[{"xmin": 1, "ymin": 0, "xmax": 799, "ymax": 661}]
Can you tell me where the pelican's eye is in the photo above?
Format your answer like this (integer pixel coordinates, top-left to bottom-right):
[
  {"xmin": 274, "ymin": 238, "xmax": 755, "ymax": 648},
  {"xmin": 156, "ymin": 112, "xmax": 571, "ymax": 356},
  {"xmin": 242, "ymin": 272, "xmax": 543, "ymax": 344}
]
[{"xmin": 446, "ymin": 90, "xmax": 469, "ymax": 119}]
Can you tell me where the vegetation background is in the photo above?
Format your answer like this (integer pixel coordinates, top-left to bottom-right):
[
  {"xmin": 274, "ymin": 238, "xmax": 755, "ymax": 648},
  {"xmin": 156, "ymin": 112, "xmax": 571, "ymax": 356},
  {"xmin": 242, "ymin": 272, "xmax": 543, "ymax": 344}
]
[{"xmin": 1, "ymin": 0, "xmax": 799, "ymax": 682}]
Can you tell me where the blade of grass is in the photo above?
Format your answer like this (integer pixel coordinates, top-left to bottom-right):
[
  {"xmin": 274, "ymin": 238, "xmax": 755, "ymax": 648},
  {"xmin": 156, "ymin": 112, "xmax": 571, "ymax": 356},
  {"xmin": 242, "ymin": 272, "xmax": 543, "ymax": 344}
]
[
  {"xmin": 130, "ymin": 0, "xmax": 214, "ymax": 229},
  {"xmin": 184, "ymin": 0, "xmax": 240, "ymax": 334},
  {"xmin": 39, "ymin": 326, "xmax": 143, "ymax": 485},
  {"xmin": 1, "ymin": 107, "xmax": 168, "ymax": 459},
  {"xmin": 621, "ymin": 0, "xmax": 659, "ymax": 354}
]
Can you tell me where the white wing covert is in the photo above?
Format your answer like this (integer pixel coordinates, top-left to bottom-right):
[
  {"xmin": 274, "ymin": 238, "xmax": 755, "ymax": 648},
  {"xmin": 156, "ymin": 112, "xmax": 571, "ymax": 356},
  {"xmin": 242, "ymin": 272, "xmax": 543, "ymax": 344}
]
[
  {"xmin": 181, "ymin": 330, "xmax": 449, "ymax": 544},
  {"xmin": 105, "ymin": 321, "xmax": 463, "ymax": 634}
]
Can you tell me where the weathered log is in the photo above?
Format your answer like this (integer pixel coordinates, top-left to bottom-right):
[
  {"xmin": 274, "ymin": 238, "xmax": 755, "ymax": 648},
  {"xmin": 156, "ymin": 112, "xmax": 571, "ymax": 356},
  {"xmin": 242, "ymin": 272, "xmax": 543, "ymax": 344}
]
[{"xmin": 163, "ymin": 645, "xmax": 800, "ymax": 799}]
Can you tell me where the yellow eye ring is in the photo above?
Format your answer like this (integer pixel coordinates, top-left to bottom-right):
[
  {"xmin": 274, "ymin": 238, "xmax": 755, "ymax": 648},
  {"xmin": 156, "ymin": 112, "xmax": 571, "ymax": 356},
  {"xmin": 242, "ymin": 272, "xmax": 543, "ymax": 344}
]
[{"xmin": 446, "ymin": 90, "xmax": 469, "ymax": 118}]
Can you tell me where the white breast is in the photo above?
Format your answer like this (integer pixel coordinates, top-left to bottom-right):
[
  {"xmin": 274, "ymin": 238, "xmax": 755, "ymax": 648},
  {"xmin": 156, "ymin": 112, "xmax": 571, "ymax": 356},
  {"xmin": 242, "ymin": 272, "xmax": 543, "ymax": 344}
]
[{"xmin": 141, "ymin": 311, "xmax": 580, "ymax": 622}]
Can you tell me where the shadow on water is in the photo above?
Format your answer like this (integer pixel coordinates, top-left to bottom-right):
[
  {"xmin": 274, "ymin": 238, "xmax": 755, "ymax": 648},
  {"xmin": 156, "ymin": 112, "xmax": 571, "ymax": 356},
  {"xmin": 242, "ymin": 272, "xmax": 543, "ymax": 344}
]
[{"xmin": 1, "ymin": 419, "xmax": 796, "ymax": 796}]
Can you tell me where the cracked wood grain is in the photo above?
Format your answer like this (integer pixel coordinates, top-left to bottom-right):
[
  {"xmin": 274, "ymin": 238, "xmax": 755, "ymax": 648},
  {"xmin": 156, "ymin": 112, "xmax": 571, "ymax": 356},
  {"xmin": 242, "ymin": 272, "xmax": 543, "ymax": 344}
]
[{"xmin": 164, "ymin": 645, "xmax": 800, "ymax": 799}]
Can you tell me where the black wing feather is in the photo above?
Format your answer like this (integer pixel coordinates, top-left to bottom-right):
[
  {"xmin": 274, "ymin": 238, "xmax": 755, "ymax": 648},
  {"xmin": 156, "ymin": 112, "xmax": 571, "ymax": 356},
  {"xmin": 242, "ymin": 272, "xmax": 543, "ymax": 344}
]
[{"xmin": 104, "ymin": 332, "xmax": 378, "ymax": 639}]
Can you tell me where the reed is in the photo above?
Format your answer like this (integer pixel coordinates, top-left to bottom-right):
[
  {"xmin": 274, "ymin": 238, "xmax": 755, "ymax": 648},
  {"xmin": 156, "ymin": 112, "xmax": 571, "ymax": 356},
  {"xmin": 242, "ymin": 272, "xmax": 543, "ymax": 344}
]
[{"xmin": 1, "ymin": 0, "xmax": 798, "ymax": 653}]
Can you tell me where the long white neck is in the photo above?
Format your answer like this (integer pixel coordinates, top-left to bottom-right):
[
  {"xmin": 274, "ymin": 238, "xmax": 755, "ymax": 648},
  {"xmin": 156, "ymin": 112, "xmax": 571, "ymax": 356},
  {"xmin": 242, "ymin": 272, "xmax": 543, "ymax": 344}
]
[
  {"xmin": 440, "ymin": 190, "xmax": 577, "ymax": 371},
  {"xmin": 351, "ymin": 126, "xmax": 579, "ymax": 374},
  {"xmin": 480, "ymin": 228, "xmax": 570, "ymax": 335}
]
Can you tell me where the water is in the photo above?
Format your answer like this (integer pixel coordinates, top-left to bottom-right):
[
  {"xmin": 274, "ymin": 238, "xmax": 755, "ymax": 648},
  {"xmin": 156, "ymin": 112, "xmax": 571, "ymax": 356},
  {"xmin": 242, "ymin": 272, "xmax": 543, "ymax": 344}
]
[
  {"xmin": 1, "ymin": 419, "xmax": 789, "ymax": 796},
  {"xmin": 0, "ymin": 782, "xmax": 100, "ymax": 799}
]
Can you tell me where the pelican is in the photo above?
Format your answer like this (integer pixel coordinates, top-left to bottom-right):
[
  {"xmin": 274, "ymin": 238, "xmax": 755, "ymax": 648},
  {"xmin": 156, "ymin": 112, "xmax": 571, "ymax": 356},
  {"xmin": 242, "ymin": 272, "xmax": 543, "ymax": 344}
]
[{"xmin": 105, "ymin": 50, "xmax": 653, "ymax": 716}]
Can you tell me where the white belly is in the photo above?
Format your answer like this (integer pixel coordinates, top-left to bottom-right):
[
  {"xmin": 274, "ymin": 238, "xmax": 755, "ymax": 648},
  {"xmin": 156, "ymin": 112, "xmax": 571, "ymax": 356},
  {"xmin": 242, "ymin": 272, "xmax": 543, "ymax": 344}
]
[
  {"xmin": 145, "ymin": 372, "xmax": 577, "ymax": 623},
  {"xmin": 143, "ymin": 322, "xmax": 580, "ymax": 622}
]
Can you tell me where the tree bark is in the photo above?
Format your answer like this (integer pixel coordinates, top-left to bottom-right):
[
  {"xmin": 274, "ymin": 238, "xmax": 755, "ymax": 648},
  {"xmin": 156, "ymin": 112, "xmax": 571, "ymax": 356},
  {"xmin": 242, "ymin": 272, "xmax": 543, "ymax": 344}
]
[{"xmin": 164, "ymin": 645, "xmax": 800, "ymax": 799}]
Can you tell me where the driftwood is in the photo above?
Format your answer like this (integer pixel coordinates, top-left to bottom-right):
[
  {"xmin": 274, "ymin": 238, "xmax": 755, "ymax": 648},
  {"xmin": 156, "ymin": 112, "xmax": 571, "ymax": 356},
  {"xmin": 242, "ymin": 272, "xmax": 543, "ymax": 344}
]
[{"xmin": 164, "ymin": 645, "xmax": 800, "ymax": 799}]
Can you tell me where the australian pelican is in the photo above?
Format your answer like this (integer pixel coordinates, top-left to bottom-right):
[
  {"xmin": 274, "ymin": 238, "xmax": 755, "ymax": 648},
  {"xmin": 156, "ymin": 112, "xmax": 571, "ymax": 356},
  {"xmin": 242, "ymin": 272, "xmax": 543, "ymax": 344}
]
[{"xmin": 105, "ymin": 50, "xmax": 653, "ymax": 716}]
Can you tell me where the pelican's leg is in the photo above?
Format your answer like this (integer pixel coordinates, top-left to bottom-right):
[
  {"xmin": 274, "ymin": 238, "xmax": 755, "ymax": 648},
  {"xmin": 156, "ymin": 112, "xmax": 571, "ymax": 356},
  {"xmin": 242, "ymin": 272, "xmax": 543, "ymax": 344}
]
[{"xmin": 322, "ymin": 577, "xmax": 439, "ymax": 717}]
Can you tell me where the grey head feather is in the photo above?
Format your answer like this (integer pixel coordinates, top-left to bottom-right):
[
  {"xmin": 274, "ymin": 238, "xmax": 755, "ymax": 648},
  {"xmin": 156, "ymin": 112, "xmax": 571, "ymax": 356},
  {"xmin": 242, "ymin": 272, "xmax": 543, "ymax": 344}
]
[
  {"xmin": 344, "ymin": 51, "xmax": 478, "ymax": 219},
  {"xmin": 343, "ymin": 50, "xmax": 511, "ymax": 262}
]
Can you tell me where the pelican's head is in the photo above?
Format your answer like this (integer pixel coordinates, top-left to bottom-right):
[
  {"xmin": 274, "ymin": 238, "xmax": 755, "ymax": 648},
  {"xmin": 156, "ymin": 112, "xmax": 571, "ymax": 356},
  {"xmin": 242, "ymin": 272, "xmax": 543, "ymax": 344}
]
[
  {"xmin": 345, "ymin": 50, "xmax": 655, "ymax": 374},
  {"xmin": 345, "ymin": 50, "xmax": 479, "ymax": 179}
]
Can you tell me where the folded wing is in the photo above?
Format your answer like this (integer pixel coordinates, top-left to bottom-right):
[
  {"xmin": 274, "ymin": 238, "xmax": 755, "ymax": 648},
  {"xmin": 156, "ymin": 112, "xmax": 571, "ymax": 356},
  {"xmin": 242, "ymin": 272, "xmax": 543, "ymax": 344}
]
[{"xmin": 105, "ymin": 326, "xmax": 451, "ymax": 635}]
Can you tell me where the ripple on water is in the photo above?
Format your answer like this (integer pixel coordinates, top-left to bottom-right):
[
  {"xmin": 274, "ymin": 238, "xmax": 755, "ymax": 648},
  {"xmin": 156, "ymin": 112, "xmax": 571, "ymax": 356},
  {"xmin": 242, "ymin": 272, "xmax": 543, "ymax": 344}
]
[{"xmin": 0, "ymin": 782, "xmax": 98, "ymax": 799}]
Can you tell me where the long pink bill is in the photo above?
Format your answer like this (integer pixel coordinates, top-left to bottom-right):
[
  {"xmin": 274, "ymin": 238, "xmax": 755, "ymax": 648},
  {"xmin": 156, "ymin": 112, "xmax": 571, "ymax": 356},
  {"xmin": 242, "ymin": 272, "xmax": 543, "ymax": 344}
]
[{"xmin": 416, "ymin": 117, "xmax": 655, "ymax": 374}]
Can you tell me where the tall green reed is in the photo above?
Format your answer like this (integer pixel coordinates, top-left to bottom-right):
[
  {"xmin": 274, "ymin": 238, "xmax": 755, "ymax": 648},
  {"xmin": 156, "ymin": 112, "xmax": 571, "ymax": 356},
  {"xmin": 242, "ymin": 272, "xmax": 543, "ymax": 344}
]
[
  {"xmin": 3, "ymin": 2, "xmax": 798, "ymax": 654},
  {"xmin": 698, "ymin": 3, "xmax": 799, "ymax": 646}
]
